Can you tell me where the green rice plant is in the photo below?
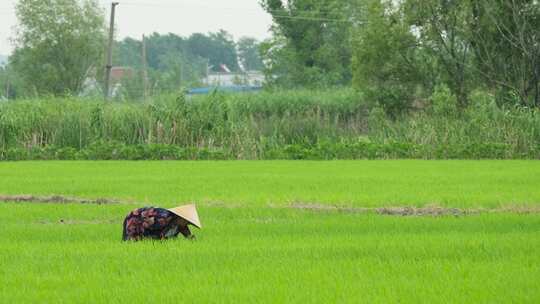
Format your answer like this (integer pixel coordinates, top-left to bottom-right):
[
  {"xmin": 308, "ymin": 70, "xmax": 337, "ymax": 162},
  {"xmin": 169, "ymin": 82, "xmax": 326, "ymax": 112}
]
[
  {"xmin": 1, "ymin": 160, "xmax": 539, "ymax": 208},
  {"xmin": 0, "ymin": 203, "xmax": 539, "ymax": 303}
]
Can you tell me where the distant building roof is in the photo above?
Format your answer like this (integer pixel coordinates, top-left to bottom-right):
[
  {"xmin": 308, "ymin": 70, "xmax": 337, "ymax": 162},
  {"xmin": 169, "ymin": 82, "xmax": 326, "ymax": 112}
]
[
  {"xmin": 203, "ymin": 71, "xmax": 264, "ymax": 87},
  {"xmin": 110, "ymin": 67, "xmax": 134, "ymax": 83},
  {"xmin": 188, "ymin": 85, "xmax": 262, "ymax": 95},
  {"xmin": 218, "ymin": 64, "xmax": 231, "ymax": 73},
  {"xmin": 0, "ymin": 55, "xmax": 7, "ymax": 67}
]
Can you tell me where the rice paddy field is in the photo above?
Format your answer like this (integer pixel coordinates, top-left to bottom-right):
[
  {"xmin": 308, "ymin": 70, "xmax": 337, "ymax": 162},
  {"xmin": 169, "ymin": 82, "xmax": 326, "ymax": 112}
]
[{"xmin": 1, "ymin": 160, "xmax": 539, "ymax": 303}]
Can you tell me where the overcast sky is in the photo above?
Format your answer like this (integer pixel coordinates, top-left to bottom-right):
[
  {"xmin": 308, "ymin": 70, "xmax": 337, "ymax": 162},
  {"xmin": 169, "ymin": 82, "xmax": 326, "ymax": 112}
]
[{"xmin": 0, "ymin": 0, "xmax": 273, "ymax": 55}]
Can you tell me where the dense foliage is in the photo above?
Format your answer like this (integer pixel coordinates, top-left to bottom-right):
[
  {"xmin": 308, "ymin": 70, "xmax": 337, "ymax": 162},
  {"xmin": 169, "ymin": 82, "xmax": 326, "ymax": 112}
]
[
  {"xmin": 1, "ymin": 90, "xmax": 538, "ymax": 160},
  {"xmin": 2, "ymin": 2, "xmax": 264, "ymax": 99},
  {"xmin": 260, "ymin": 0, "xmax": 539, "ymax": 110},
  {"xmin": 1, "ymin": 1, "xmax": 539, "ymax": 160},
  {"xmin": 111, "ymin": 31, "xmax": 264, "ymax": 99},
  {"xmin": 352, "ymin": 0, "xmax": 540, "ymax": 112},
  {"xmin": 261, "ymin": 0, "xmax": 359, "ymax": 88},
  {"xmin": 10, "ymin": 0, "xmax": 105, "ymax": 96},
  {"xmin": 3, "ymin": 0, "xmax": 538, "ymax": 111}
]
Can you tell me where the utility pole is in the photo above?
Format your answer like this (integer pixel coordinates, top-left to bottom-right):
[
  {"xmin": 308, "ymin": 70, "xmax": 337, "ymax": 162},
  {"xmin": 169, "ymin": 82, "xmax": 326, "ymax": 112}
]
[
  {"xmin": 205, "ymin": 58, "xmax": 210, "ymax": 85},
  {"xmin": 179, "ymin": 64, "xmax": 183, "ymax": 88},
  {"xmin": 104, "ymin": 2, "xmax": 119, "ymax": 100},
  {"xmin": 4, "ymin": 75, "xmax": 9, "ymax": 100},
  {"xmin": 141, "ymin": 34, "xmax": 149, "ymax": 100}
]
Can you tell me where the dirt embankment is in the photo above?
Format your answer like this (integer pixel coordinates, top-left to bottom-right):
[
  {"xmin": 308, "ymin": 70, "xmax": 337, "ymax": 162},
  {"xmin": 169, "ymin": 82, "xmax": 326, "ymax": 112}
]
[
  {"xmin": 287, "ymin": 203, "xmax": 540, "ymax": 216},
  {"xmin": 0, "ymin": 194, "xmax": 121, "ymax": 205},
  {"xmin": 1, "ymin": 194, "xmax": 539, "ymax": 216}
]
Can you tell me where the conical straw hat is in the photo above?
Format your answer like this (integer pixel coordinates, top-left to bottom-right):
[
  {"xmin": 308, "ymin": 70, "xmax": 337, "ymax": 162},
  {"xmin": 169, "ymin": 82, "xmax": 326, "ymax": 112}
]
[{"xmin": 168, "ymin": 204, "xmax": 202, "ymax": 228}]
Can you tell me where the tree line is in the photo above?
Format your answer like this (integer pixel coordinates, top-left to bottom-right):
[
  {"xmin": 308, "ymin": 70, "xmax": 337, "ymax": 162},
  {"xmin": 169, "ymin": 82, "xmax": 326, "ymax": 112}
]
[
  {"xmin": 263, "ymin": 0, "xmax": 540, "ymax": 111},
  {"xmin": 1, "ymin": 0, "xmax": 539, "ymax": 111},
  {"xmin": 0, "ymin": 0, "xmax": 263, "ymax": 99},
  {"xmin": 112, "ymin": 31, "xmax": 263, "ymax": 99}
]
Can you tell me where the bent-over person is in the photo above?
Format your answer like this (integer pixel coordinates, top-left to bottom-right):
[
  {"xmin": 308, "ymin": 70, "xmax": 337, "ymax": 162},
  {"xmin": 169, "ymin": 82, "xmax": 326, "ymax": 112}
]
[{"xmin": 122, "ymin": 204, "xmax": 201, "ymax": 241}]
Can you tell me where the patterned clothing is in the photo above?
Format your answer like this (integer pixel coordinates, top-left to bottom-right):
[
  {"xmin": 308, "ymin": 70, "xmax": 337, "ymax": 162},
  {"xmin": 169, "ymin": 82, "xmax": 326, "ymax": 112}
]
[{"xmin": 122, "ymin": 207, "xmax": 192, "ymax": 241}]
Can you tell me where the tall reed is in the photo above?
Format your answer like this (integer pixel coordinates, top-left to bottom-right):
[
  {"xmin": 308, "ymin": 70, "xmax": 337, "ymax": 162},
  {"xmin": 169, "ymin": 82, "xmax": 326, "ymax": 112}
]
[{"xmin": 0, "ymin": 89, "xmax": 538, "ymax": 159}]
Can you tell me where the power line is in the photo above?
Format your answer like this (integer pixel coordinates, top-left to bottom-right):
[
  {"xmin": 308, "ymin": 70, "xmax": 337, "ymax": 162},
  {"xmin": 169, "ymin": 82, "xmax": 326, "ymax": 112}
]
[
  {"xmin": 270, "ymin": 14, "xmax": 353, "ymax": 23},
  {"xmin": 1, "ymin": 2, "xmax": 361, "ymax": 23},
  {"xmin": 120, "ymin": 1, "xmax": 345, "ymax": 13},
  {"xmin": 1, "ymin": 1, "xmax": 359, "ymax": 14},
  {"xmin": 119, "ymin": 2, "xmax": 354, "ymax": 23},
  {"xmin": 120, "ymin": 1, "xmax": 357, "ymax": 20}
]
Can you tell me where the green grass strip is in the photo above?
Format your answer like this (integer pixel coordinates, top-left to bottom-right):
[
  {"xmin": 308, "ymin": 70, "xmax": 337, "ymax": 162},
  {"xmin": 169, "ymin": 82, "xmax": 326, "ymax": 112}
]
[
  {"xmin": 0, "ymin": 203, "xmax": 539, "ymax": 303},
  {"xmin": 0, "ymin": 160, "xmax": 539, "ymax": 208}
]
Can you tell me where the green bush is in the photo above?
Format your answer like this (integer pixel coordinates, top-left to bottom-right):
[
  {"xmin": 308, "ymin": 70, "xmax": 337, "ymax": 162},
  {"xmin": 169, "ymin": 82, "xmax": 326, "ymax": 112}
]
[
  {"xmin": 431, "ymin": 84, "xmax": 458, "ymax": 117},
  {"xmin": 1, "ymin": 141, "xmax": 539, "ymax": 161},
  {"xmin": 365, "ymin": 85, "xmax": 413, "ymax": 117}
]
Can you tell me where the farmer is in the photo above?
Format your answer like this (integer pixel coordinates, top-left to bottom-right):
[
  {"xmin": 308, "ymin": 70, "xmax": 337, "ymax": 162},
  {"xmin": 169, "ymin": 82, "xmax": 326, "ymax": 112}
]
[{"xmin": 122, "ymin": 204, "xmax": 201, "ymax": 241}]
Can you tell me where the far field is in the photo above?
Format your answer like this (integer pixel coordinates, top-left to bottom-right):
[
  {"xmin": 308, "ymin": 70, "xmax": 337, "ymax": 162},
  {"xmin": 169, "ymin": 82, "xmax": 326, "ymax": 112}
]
[
  {"xmin": 0, "ymin": 161, "xmax": 539, "ymax": 303},
  {"xmin": 0, "ymin": 160, "xmax": 539, "ymax": 208}
]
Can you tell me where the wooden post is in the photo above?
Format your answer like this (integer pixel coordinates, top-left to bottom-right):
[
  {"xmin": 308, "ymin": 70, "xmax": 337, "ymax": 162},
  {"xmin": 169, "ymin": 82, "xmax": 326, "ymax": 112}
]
[
  {"xmin": 142, "ymin": 34, "xmax": 149, "ymax": 100},
  {"xmin": 104, "ymin": 2, "xmax": 119, "ymax": 100},
  {"xmin": 4, "ymin": 76, "xmax": 9, "ymax": 100}
]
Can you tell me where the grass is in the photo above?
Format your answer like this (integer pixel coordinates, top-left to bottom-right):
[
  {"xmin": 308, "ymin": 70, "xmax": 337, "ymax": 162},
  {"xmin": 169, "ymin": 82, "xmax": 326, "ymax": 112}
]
[
  {"xmin": 1, "ymin": 91, "xmax": 539, "ymax": 159},
  {"xmin": 1, "ymin": 160, "xmax": 539, "ymax": 303},
  {"xmin": 0, "ymin": 160, "xmax": 539, "ymax": 208},
  {"xmin": 0, "ymin": 203, "xmax": 539, "ymax": 303},
  {"xmin": 0, "ymin": 90, "xmax": 366, "ymax": 153}
]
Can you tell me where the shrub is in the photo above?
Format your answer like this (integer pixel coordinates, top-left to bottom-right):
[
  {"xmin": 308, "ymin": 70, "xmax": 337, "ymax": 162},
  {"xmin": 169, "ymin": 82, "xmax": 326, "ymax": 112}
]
[{"xmin": 431, "ymin": 84, "xmax": 458, "ymax": 117}]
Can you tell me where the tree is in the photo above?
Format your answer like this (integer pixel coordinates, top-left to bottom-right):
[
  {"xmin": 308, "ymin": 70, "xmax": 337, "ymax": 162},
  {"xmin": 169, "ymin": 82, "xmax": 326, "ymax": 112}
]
[
  {"xmin": 114, "ymin": 32, "xmax": 237, "ymax": 96},
  {"xmin": 115, "ymin": 37, "xmax": 143, "ymax": 69},
  {"xmin": 352, "ymin": 0, "xmax": 540, "ymax": 111},
  {"xmin": 405, "ymin": 0, "xmax": 476, "ymax": 107},
  {"xmin": 187, "ymin": 30, "xmax": 240, "ymax": 72},
  {"xmin": 261, "ymin": 0, "xmax": 356, "ymax": 87},
  {"xmin": 352, "ymin": 0, "xmax": 427, "ymax": 114},
  {"xmin": 237, "ymin": 37, "xmax": 264, "ymax": 71},
  {"xmin": 468, "ymin": 0, "xmax": 540, "ymax": 107},
  {"xmin": 11, "ymin": 0, "xmax": 105, "ymax": 96}
]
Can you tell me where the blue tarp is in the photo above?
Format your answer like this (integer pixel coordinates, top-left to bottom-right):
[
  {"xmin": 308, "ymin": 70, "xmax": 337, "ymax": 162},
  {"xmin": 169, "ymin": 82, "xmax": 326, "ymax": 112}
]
[{"xmin": 187, "ymin": 86, "xmax": 262, "ymax": 95}]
